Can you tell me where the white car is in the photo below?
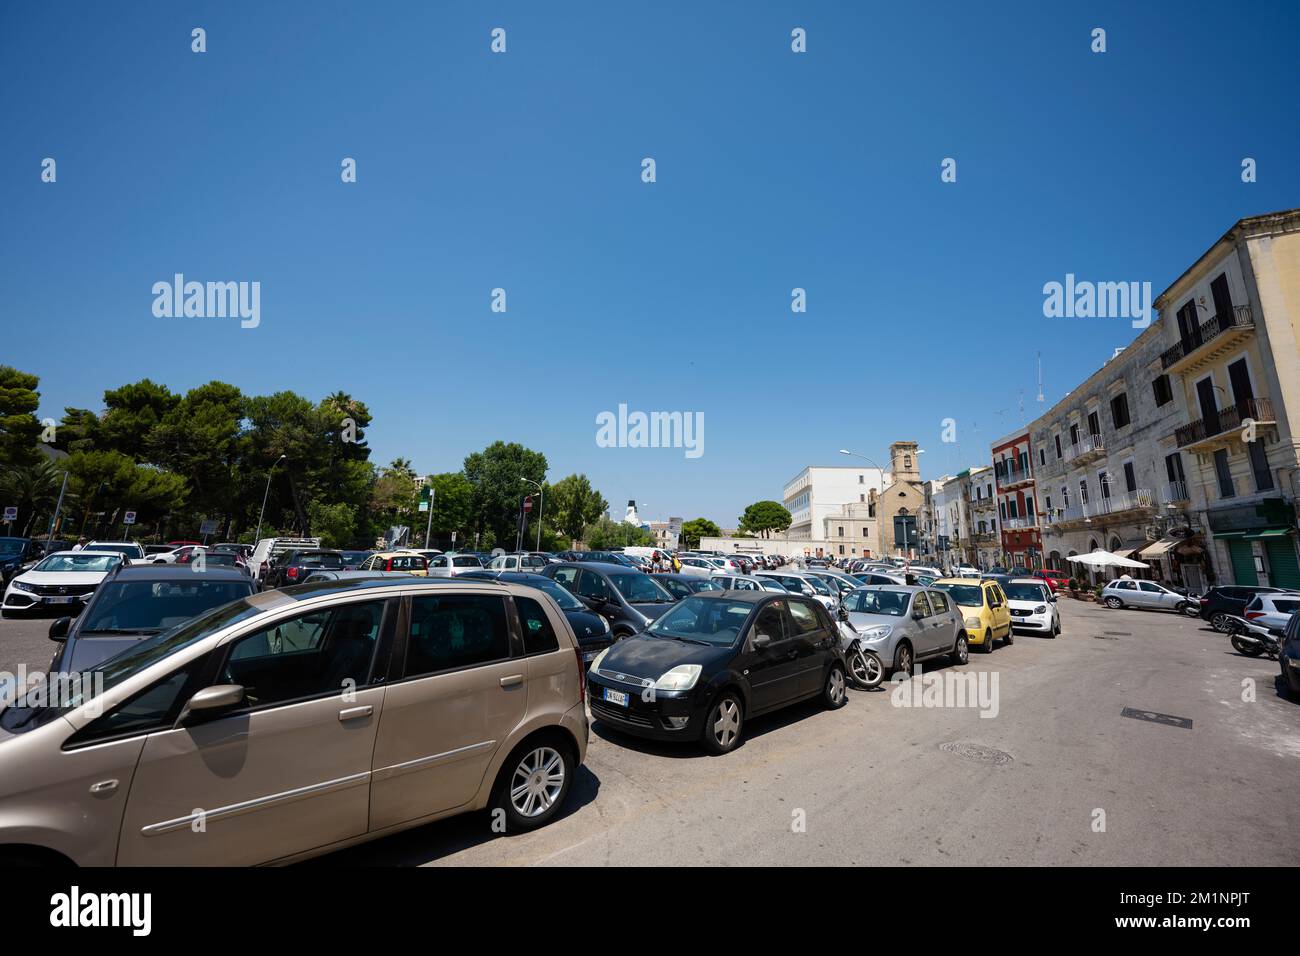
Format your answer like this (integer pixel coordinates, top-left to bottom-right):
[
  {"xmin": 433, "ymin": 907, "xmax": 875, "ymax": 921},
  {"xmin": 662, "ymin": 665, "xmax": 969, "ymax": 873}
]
[
  {"xmin": 1242, "ymin": 592, "xmax": 1300, "ymax": 633},
  {"xmin": 709, "ymin": 573, "xmax": 786, "ymax": 593},
  {"xmin": 1002, "ymin": 577, "xmax": 1061, "ymax": 638},
  {"xmin": 676, "ymin": 556, "xmax": 720, "ymax": 578},
  {"xmin": 754, "ymin": 571, "xmax": 838, "ymax": 609},
  {"xmin": 150, "ymin": 544, "xmax": 206, "ymax": 564},
  {"xmin": 2, "ymin": 551, "xmax": 124, "ymax": 615},
  {"xmin": 85, "ymin": 541, "xmax": 146, "ymax": 565},
  {"xmin": 487, "ymin": 553, "xmax": 550, "ymax": 572},
  {"xmin": 426, "ymin": 553, "xmax": 486, "ymax": 577}
]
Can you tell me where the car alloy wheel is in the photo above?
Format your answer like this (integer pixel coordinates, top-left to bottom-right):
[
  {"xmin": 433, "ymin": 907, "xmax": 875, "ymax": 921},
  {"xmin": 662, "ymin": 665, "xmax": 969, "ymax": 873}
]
[
  {"xmin": 896, "ymin": 644, "xmax": 913, "ymax": 675},
  {"xmin": 953, "ymin": 634, "xmax": 969, "ymax": 664},
  {"xmin": 1211, "ymin": 612, "xmax": 1232, "ymax": 633},
  {"xmin": 710, "ymin": 697, "xmax": 742, "ymax": 751},
  {"xmin": 510, "ymin": 746, "xmax": 566, "ymax": 819},
  {"xmin": 1105, "ymin": 597, "xmax": 1123, "ymax": 609},
  {"xmin": 825, "ymin": 665, "xmax": 847, "ymax": 708}
]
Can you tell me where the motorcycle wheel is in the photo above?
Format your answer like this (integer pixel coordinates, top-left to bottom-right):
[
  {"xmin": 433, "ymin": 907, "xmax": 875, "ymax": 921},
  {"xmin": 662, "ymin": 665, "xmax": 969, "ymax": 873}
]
[
  {"xmin": 1231, "ymin": 635, "xmax": 1265, "ymax": 657},
  {"xmin": 1178, "ymin": 602, "xmax": 1200, "ymax": 618},
  {"xmin": 847, "ymin": 648, "xmax": 884, "ymax": 689}
]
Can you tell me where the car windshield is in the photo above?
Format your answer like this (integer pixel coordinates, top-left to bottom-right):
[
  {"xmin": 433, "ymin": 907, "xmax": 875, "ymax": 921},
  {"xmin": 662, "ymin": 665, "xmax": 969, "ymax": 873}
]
[
  {"xmin": 645, "ymin": 596, "xmax": 753, "ymax": 646},
  {"xmin": 530, "ymin": 577, "xmax": 584, "ymax": 610},
  {"xmin": 803, "ymin": 576, "xmax": 832, "ymax": 595},
  {"xmin": 80, "ymin": 579, "xmax": 252, "ymax": 633},
  {"xmin": 936, "ymin": 583, "xmax": 983, "ymax": 606},
  {"xmin": 453, "ymin": 556, "xmax": 482, "ymax": 567},
  {"xmin": 0, "ymin": 538, "xmax": 25, "ymax": 555},
  {"xmin": 34, "ymin": 553, "xmax": 121, "ymax": 573},
  {"xmin": 843, "ymin": 589, "xmax": 909, "ymax": 616},
  {"xmin": 692, "ymin": 579, "xmax": 724, "ymax": 591},
  {"xmin": 608, "ymin": 572, "xmax": 672, "ymax": 604},
  {"xmin": 1004, "ymin": 582, "xmax": 1050, "ymax": 601}
]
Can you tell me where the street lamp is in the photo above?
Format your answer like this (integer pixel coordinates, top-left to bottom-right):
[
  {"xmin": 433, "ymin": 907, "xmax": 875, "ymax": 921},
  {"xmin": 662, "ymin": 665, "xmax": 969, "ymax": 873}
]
[
  {"xmin": 254, "ymin": 454, "xmax": 287, "ymax": 545},
  {"xmin": 520, "ymin": 477, "xmax": 544, "ymax": 551}
]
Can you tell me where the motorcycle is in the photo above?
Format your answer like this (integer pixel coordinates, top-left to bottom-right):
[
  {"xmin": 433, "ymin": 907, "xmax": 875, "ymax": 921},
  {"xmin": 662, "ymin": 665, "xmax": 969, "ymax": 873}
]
[
  {"xmin": 836, "ymin": 604, "xmax": 885, "ymax": 689},
  {"xmin": 1169, "ymin": 585, "xmax": 1203, "ymax": 617},
  {"xmin": 1225, "ymin": 615, "xmax": 1281, "ymax": 660}
]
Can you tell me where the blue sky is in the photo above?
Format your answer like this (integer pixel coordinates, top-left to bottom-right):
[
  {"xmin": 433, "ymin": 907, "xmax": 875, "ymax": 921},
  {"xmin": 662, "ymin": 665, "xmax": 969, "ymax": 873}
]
[{"xmin": 3, "ymin": 1, "xmax": 1298, "ymax": 527}]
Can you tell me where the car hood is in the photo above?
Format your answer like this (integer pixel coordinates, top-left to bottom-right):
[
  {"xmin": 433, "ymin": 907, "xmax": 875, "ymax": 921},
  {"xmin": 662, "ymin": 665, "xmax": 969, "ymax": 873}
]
[
  {"xmin": 597, "ymin": 634, "xmax": 734, "ymax": 681},
  {"xmin": 11, "ymin": 570, "xmax": 109, "ymax": 587}
]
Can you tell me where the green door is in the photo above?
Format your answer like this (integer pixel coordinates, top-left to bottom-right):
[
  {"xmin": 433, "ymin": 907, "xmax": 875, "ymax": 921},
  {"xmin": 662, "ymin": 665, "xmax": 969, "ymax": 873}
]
[
  {"xmin": 1228, "ymin": 539, "xmax": 1258, "ymax": 586},
  {"xmin": 1265, "ymin": 538, "xmax": 1300, "ymax": 589}
]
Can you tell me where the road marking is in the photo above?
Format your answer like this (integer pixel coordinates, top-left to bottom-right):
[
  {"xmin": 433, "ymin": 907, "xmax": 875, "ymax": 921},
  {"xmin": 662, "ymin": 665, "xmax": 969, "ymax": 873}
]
[{"xmin": 1121, "ymin": 706, "xmax": 1192, "ymax": 729}]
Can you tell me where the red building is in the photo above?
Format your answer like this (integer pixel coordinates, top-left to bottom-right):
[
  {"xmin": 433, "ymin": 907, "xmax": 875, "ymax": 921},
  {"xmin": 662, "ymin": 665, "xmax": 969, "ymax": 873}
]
[{"xmin": 991, "ymin": 429, "xmax": 1043, "ymax": 568}]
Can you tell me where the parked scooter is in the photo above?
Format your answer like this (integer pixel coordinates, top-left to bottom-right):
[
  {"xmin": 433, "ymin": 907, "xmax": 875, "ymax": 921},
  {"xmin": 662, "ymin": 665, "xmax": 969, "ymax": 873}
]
[
  {"xmin": 836, "ymin": 604, "xmax": 885, "ymax": 689},
  {"xmin": 1170, "ymin": 585, "xmax": 1203, "ymax": 617},
  {"xmin": 1225, "ymin": 614, "xmax": 1281, "ymax": 659}
]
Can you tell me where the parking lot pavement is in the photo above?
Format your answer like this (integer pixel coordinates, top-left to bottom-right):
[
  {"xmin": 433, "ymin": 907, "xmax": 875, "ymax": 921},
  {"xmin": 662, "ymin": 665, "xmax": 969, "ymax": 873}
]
[{"xmin": 3, "ymin": 600, "xmax": 1296, "ymax": 867}]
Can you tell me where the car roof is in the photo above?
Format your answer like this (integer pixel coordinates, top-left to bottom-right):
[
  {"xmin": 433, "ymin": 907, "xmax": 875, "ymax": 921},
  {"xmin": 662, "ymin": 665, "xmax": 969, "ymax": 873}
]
[
  {"xmin": 688, "ymin": 589, "xmax": 781, "ymax": 605},
  {"xmin": 550, "ymin": 561, "xmax": 637, "ymax": 574},
  {"xmin": 935, "ymin": 577, "xmax": 984, "ymax": 585},
  {"xmin": 1007, "ymin": 577, "xmax": 1049, "ymax": 585},
  {"xmin": 110, "ymin": 564, "xmax": 249, "ymax": 581},
  {"xmin": 462, "ymin": 570, "xmax": 552, "ymax": 585},
  {"xmin": 44, "ymin": 549, "xmax": 122, "ymax": 559},
  {"xmin": 852, "ymin": 583, "xmax": 924, "ymax": 593}
]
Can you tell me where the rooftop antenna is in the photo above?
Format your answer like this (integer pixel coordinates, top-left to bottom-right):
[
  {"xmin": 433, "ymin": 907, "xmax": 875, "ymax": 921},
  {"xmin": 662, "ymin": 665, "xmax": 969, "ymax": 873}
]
[{"xmin": 1036, "ymin": 351, "xmax": 1045, "ymax": 403}]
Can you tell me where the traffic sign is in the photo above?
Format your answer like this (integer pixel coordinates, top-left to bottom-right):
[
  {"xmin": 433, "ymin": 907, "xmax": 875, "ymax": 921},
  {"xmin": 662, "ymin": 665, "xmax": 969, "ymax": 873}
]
[
  {"xmin": 523, "ymin": 496, "xmax": 533, "ymax": 514},
  {"xmin": 199, "ymin": 519, "xmax": 219, "ymax": 535},
  {"xmin": 3, "ymin": 506, "xmax": 16, "ymax": 523},
  {"xmin": 123, "ymin": 511, "xmax": 137, "ymax": 525}
]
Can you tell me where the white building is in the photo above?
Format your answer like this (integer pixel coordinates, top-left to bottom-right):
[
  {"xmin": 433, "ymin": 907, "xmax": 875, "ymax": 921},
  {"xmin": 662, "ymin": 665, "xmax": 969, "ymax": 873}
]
[{"xmin": 783, "ymin": 465, "xmax": 888, "ymax": 539}]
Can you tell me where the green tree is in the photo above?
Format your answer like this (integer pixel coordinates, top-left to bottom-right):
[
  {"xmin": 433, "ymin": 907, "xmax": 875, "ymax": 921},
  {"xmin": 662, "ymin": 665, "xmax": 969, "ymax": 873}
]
[
  {"xmin": 99, "ymin": 379, "xmax": 178, "ymax": 460},
  {"xmin": 423, "ymin": 472, "xmax": 474, "ymax": 542},
  {"xmin": 0, "ymin": 458, "xmax": 66, "ymax": 535},
  {"xmin": 738, "ymin": 500, "xmax": 792, "ymax": 538},
  {"xmin": 0, "ymin": 366, "xmax": 42, "ymax": 468},
  {"xmin": 462, "ymin": 442, "xmax": 548, "ymax": 547},
  {"xmin": 307, "ymin": 500, "xmax": 358, "ymax": 549},
  {"xmin": 545, "ymin": 474, "xmax": 608, "ymax": 547},
  {"xmin": 64, "ymin": 449, "xmax": 187, "ymax": 533},
  {"xmin": 680, "ymin": 517, "xmax": 722, "ymax": 549},
  {"xmin": 54, "ymin": 407, "xmax": 102, "ymax": 454},
  {"xmin": 149, "ymin": 381, "xmax": 245, "ymax": 525},
  {"xmin": 583, "ymin": 516, "xmax": 653, "ymax": 550}
]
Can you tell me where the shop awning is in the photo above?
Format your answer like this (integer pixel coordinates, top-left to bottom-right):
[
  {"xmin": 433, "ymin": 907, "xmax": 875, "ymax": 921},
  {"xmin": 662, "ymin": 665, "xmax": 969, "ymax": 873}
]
[
  {"xmin": 1113, "ymin": 547, "xmax": 1143, "ymax": 559},
  {"xmin": 1139, "ymin": 537, "xmax": 1177, "ymax": 557},
  {"xmin": 1212, "ymin": 530, "xmax": 1248, "ymax": 539},
  {"xmin": 1243, "ymin": 528, "xmax": 1293, "ymax": 540}
]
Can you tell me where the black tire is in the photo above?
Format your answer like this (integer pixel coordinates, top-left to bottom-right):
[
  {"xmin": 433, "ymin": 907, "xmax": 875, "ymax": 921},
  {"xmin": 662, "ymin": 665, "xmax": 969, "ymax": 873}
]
[
  {"xmin": 1281, "ymin": 664, "xmax": 1300, "ymax": 701},
  {"xmin": 1004, "ymin": 626, "xmax": 1014, "ymax": 646},
  {"xmin": 894, "ymin": 641, "xmax": 915, "ymax": 675},
  {"xmin": 1211, "ymin": 612, "xmax": 1233, "ymax": 633},
  {"xmin": 700, "ymin": 692, "xmax": 744, "ymax": 755},
  {"xmin": 1104, "ymin": 596, "xmax": 1123, "ymax": 609},
  {"xmin": 1051, "ymin": 621, "xmax": 1060, "ymax": 639},
  {"xmin": 489, "ymin": 735, "xmax": 574, "ymax": 833},
  {"xmin": 950, "ymin": 633, "xmax": 970, "ymax": 665},
  {"xmin": 1231, "ymin": 635, "xmax": 1265, "ymax": 657},
  {"xmin": 823, "ymin": 663, "xmax": 848, "ymax": 709},
  {"xmin": 982, "ymin": 629, "xmax": 995, "ymax": 653},
  {"xmin": 847, "ymin": 648, "xmax": 885, "ymax": 688}
]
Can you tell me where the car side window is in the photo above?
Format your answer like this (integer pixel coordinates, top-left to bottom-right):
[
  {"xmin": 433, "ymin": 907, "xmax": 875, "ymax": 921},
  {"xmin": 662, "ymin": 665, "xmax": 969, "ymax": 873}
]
[
  {"xmin": 929, "ymin": 591, "xmax": 950, "ymax": 614},
  {"xmin": 514, "ymin": 596, "xmax": 560, "ymax": 654},
  {"xmin": 222, "ymin": 601, "xmax": 385, "ymax": 709},
  {"xmin": 576, "ymin": 570, "xmax": 611, "ymax": 600},
  {"xmin": 751, "ymin": 603, "xmax": 788, "ymax": 643},
  {"xmin": 1139, "ymin": 582, "xmax": 1162, "ymax": 593},
  {"xmin": 787, "ymin": 600, "xmax": 821, "ymax": 636},
  {"xmin": 406, "ymin": 594, "xmax": 511, "ymax": 677},
  {"xmin": 66, "ymin": 660, "xmax": 206, "ymax": 747},
  {"xmin": 984, "ymin": 586, "xmax": 999, "ymax": 608},
  {"xmin": 551, "ymin": 566, "xmax": 578, "ymax": 589},
  {"xmin": 913, "ymin": 592, "xmax": 932, "ymax": 617}
]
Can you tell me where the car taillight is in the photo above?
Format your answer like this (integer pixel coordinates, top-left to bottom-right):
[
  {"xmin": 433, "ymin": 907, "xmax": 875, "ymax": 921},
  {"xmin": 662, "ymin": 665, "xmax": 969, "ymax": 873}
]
[
  {"xmin": 287, "ymin": 567, "xmax": 298, "ymax": 580},
  {"xmin": 1199, "ymin": 597, "xmax": 1208, "ymax": 605},
  {"xmin": 1246, "ymin": 610, "xmax": 1264, "ymax": 620},
  {"xmin": 575, "ymin": 646, "xmax": 586, "ymax": 703}
]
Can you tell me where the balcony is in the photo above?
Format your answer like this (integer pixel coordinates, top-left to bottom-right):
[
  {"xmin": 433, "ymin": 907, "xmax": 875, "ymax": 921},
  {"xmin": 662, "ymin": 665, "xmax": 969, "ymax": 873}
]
[
  {"xmin": 1164, "ymin": 480, "xmax": 1189, "ymax": 504},
  {"xmin": 1062, "ymin": 433, "xmax": 1105, "ymax": 466},
  {"xmin": 1004, "ymin": 516, "xmax": 1037, "ymax": 530},
  {"xmin": 997, "ymin": 462, "xmax": 1034, "ymax": 490},
  {"xmin": 1160, "ymin": 305, "xmax": 1255, "ymax": 376},
  {"xmin": 1044, "ymin": 490, "xmax": 1156, "ymax": 530},
  {"xmin": 1175, "ymin": 397, "xmax": 1275, "ymax": 452}
]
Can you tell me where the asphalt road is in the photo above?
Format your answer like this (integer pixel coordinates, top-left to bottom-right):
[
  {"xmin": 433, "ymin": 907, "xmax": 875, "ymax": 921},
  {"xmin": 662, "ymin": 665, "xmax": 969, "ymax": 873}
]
[{"xmin": 3, "ymin": 599, "xmax": 1296, "ymax": 866}]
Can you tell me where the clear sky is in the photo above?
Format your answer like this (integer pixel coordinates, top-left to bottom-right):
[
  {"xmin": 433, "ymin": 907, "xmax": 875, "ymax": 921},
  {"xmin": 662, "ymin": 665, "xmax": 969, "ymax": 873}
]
[{"xmin": 3, "ymin": 1, "xmax": 1298, "ymax": 527}]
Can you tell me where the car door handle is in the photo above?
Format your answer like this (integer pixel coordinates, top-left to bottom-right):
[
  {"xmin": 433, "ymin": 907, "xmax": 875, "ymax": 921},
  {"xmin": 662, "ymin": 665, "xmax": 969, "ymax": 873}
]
[
  {"xmin": 338, "ymin": 706, "xmax": 373, "ymax": 721},
  {"xmin": 89, "ymin": 779, "xmax": 119, "ymax": 795},
  {"xmin": 500, "ymin": 674, "xmax": 524, "ymax": 688}
]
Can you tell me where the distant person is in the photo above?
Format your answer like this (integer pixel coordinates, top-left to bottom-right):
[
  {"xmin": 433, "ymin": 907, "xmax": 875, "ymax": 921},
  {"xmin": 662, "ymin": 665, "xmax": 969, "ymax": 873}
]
[{"xmin": 72, "ymin": 537, "xmax": 87, "ymax": 551}]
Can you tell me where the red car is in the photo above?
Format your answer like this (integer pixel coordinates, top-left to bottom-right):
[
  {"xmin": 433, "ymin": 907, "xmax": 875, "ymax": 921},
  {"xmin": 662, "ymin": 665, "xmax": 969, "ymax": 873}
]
[{"xmin": 1034, "ymin": 569, "xmax": 1071, "ymax": 591}]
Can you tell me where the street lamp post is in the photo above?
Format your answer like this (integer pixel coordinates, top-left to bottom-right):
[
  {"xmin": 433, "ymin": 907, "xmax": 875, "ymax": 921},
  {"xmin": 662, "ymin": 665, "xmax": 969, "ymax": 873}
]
[
  {"xmin": 520, "ymin": 477, "xmax": 544, "ymax": 551},
  {"xmin": 253, "ymin": 454, "xmax": 287, "ymax": 545}
]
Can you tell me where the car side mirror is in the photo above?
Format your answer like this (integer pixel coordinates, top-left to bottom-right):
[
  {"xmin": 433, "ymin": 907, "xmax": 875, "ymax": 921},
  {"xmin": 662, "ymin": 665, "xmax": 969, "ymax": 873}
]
[
  {"xmin": 48, "ymin": 617, "xmax": 72, "ymax": 642},
  {"xmin": 752, "ymin": 633, "xmax": 772, "ymax": 650},
  {"xmin": 178, "ymin": 684, "xmax": 246, "ymax": 724}
]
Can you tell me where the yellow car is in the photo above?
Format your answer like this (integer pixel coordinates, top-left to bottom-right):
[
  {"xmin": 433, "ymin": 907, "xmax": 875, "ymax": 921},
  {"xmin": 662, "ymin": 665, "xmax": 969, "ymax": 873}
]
[{"xmin": 933, "ymin": 577, "xmax": 1013, "ymax": 653}]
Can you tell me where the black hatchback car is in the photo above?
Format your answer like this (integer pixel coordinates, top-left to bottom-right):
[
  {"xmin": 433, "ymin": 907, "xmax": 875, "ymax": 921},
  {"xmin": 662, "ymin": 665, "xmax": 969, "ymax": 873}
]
[
  {"xmin": 542, "ymin": 562, "xmax": 676, "ymax": 639},
  {"xmin": 586, "ymin": 591, "xmax": 848, "ymax": 754},
  {"xmin": 48, "ymin": 564, "xmax": 256, "ymax": 673},
  {"xmin": 460, "ymin": 569, "xmax": 614, "ymax": 665},
  {"xmin": 1199, "ymin": 585, "xmax": 1288, "ymax": 632}
]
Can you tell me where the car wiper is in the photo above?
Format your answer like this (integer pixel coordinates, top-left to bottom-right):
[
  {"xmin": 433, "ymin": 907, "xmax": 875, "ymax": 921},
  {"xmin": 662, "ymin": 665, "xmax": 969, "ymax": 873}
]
[
  {"xmin": 666, "ymin": 635, "xmax": 711, "ymax": 646},
  {"xmin": 79, "ymin": 627, "xmax": 162, "ymax": 635}
]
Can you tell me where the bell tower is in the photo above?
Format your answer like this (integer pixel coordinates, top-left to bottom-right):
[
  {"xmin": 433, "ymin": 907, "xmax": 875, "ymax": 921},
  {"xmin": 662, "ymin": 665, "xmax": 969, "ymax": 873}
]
[{"xmin": 889, "ymin": 441, "xmax": 920, "ymax": 480}]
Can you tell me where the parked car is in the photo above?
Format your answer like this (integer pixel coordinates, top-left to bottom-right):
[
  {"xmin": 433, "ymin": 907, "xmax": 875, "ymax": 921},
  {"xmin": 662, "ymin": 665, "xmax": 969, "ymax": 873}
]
[
  {"xmin": 339, "ymin": 550, "xmax": 374, "ymax": 570},
  {"xmin": 2, "ymin": 551, "xmax": 124, "ymax": 616},
  {"xmin": 361, "ymin": 551, "xmax": 430, "ymax": 576},
  {"xmin": 1003, "ymin": 578, "xmax": 1061, "ymax": 637},
  {"xmin": 710, "ymin": 574, "xmax": 785, "ymax": 592},
  {"xmin": 676, "ymin": 556, "xmax": 722, "ymax": 578},
  {"xmin": 249, "ymin": 537, "xmax": 322, "ymax": 585},
  {"xmin": 85, "ymin": 541, "xmax": 146, "ymax": 565},
  {"xmin": 1278, "ymin": 612, "xmax": 1300, "ymax": 701},
  {"xmin": 263, "ymin": 549, "xmax": 346, "ymax": 589},
  {"xmin": 542, "ymin": 562, "xmax": 676, "ymax": 638},
  {"xmin": 0, "ymin": 537, "xmax": 40, "ymax": 584},
  {"xmin": 754, "ymin": 571, "xmax": 837, "ymax": 608},
  {"xmin": 301, "ymin": 569, "xmax": 408, "ymax": 584},
  {"xmin": 1100, "ymin": 578, "xmax": 1199, "ymax": 614},
  {"xmin": 654, "ymin": 573, "xmax": 726, "ymax": 601},
  {"xmin": 460, "ymin": 570, "xmax": 614, "ymax": 666},
  {"xmin": 425, "ymin": 552, "xmax": 482, "ymax": 577},
  {"xmin": 570, "ymin": 551, "xmax": 640, "ymax": 569},
  {"xmin": 933, "ymin": 577, "xmax": 1012, "ymax": 653},
  {"xmin": 587, "ymin": 591, "xmax": 848, "ymax": 754},
  {"xmin": 149, "ymin": 544, "xmax": 205, "ymax": 564},
  {"xmin": 1033, "ymin": 569, "xmax": 1071, "ymax": 592},
  {"xmin": 1198, "ymin": 585, "xmax": 1289, "ymax": 633},
  {"xmin": 1240, "ymin": 592, "xmax": 1300, "ymax": 633},
  {"xmin": 487, "ymin": 552, "xmax": 552, "ymax": 573},
  {"xmin": 48, "ymin": 565, "xmax": 255, "ymax": 672},
  {"xmin": 200, "ymin": 551, "xmax": 249, "ymax": 574},
  {"xmin": 0, "ymin": 576, "xmax": 588, "ymax": 865},
  {"xmin": 841, "ymin": 585, "xmax": 968, "ymax": 675}
]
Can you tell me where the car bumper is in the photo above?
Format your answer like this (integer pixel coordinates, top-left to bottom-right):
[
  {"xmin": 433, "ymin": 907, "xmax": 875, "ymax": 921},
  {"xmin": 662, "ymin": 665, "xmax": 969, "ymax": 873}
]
[
  {"xmin": 1011, "ymin": 614, "xmax": 1053, "ymax": 631},
  {"xmin": 2, "ymin": 590, "xmax": 91, "ymax": 610},
  {"xmin": 586, "ymin": 671, "xmax": 700, "ymax": 741}
]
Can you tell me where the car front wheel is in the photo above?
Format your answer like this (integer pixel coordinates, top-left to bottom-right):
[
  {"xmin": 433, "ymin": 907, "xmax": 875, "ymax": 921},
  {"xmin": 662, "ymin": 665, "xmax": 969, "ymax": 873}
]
[
  {"xmin": 823, "ymin": 663, "xmax": 848, "ymax": 709},
  {"xmin": 1104, "ymin": 596, "xmax": 1123, "ymax": 609},
  {"xmin": 701, "ymin": 693, "xmax": 744, "ymax": 755},
  {"xmin": 951, "ymin": 633, "xmax": 969, "ymax": 665},
  {"xmin": 982, "ymin": 629, "xmax": 995, "ymax": 653}
]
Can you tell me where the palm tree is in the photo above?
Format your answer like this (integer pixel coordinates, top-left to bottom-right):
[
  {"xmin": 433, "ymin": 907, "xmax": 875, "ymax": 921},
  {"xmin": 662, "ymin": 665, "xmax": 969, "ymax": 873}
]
[{"xmin": 0, "ymin": 458, "xmax": 69, "ymax": 535}]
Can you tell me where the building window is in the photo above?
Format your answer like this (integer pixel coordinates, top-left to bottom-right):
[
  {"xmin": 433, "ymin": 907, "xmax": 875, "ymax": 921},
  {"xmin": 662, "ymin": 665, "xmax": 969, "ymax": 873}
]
[
  {"xmin": 1110, "ymin": 393, "xmax": 1130, "ymax": 429},
  {"xmin": 837, "ymin": 526, "xmax": 844, "ymax": 537},
  {"xmin": 1079, "ymin": 480, "xmax": 1089, "ymax": 505},
  {"xmin": 1054, "ymin": 433, "xmax": 1062, "ymax": 458},
  {"xmin": 1123, "ymin": 461, "xmax": 1137, "ymax": 493},
  {"xmin": 904, "ymin": 456, "xmax": 911, "ymax": 469},
  {"xmin": 862, "ymin": 527, "xmax": 868, "ymax": 536},
  {"xmin": 1248, "ymin": 440, "xmax": 1274, "ymax": 492},
  {"xmin": 1069, "ymin": 422, "xmax": 1080, "ymax": 446},
  {"xmin": 858, "ymin": 474, "xmax": 864, "ymax": 484},
  {"xmin": 1099, "ymin": 471, "xmax": 1111, "ymax": 500},
  {"xmin": 1152, "ymin": 374, "xmax": 1173, "ymax": 406},
  {"xmin": 1087, "ymin": 410, "xmax": 1101, "ymax": 437},
  {"xmin": 1039, "ymin": 448, "xmax": 1045, "ymax": 466},
  {"xmin": 1213, "ymin": 449, "xmax": 1235, "ymax": 499}
]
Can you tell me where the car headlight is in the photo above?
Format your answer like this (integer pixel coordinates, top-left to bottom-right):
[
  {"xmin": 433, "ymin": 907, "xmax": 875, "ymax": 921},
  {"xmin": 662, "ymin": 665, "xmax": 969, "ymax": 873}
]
[
  {"xmin": 590, "ymin": 647, "xmax": 611, "ymax": 673},
  {"xmin": 964, "ymin": 615, "xmax": 982, "ymax": 628},
  {"xmin": 861, "ymin": 625, "xmax": 893, "ymax": 641},
  {"xmin": 601, "ymin": 615, "xmax": 611, "ymax": 634},
  {"xmin": 1034, "ymin": 605, "xmax": 1047, "ymax": 614},
  {"xmin": 654, "ymin": 664, "xmax": 702, "ymax": 692},
  {"xmin": 12, "ymin": 580, "xmax": 35, "ymax": 592}
]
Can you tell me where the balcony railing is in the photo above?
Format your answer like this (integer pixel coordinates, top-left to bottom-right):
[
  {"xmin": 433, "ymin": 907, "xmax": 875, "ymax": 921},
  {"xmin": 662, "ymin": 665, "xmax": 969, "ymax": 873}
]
[
  {"xmin": 1062, "ymin": 433, "xmax": 1104, "ymax": 465},
  {"xmin": 1164, "ymin": 480, "xmax": 1189, "ymax": 504},
  {"xmin": 1160, "ymin": 305, "xmax": 1254, "ymax": 371},
  {"xmin": 1045, "ymin": 490, "xmax": 1155, "ymax": 526},
  {"xmin": 1175, "ymin": 397, "xmax": 1274, "ymax": 449},
  {"xmin": 1004, "ymin": 516, "xmax": 1037, "ymax": 530},
  {"xmin": 997, "ymin": 462, "xmax": 1033, "ymax": 487}
]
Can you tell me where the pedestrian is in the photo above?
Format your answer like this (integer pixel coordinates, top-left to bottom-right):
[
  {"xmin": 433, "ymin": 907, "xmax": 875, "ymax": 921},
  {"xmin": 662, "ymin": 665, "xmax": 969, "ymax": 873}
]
[
  {"xmin": 671, "ymin": 552, "xmax": 682, "ymax": 573},
  {"xmin": 72, "ymin": 537, "xmax": 87, "ymax": 551}
]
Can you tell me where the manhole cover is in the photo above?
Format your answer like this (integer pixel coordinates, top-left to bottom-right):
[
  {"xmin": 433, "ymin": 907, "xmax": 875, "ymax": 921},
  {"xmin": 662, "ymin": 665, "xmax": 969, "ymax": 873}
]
[{"xmin": 939, "ymin": 742, "xmax": 1013, "ymax": 765}]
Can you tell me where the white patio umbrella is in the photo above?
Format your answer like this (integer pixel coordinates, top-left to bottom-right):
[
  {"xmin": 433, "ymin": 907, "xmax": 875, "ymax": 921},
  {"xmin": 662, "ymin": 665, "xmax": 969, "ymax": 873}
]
[{"xmin": 1067, "ymin": 549, "xmax": 1149, "ymax": 570}]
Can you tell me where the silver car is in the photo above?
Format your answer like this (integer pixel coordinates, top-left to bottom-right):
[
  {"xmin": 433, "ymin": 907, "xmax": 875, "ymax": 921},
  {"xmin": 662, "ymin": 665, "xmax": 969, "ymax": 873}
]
[
  {"xmin": 709, "ymin": 573, "xmax": 787, "ymax": 593},
  {"xmin": 841, "ymin": 585, "xmax": 969, "ymax": 675},
  {"xmin": 754, "ymin": 571, "xmax": 838, "ymax": 609},
  {"xmin": 1100, "ymin": 578, "xmax": 1197, "ymax": 614}
]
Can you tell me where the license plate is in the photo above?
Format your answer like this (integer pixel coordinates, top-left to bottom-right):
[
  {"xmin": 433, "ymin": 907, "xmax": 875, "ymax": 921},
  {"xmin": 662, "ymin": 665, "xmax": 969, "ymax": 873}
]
[
  {"xmin": 602, "ymin": 688, "xmax": 629, "ymax": 707},
  {"xmin": 45, "ymin": 596, "xmax": 77, "ymax": 604}
]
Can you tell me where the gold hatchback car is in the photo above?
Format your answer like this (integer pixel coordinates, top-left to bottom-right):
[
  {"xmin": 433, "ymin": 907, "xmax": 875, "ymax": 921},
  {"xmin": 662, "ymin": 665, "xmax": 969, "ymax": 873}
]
[{"xmin": 0, "ymin": 577, "xmax": 588, "ymax": 866}]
